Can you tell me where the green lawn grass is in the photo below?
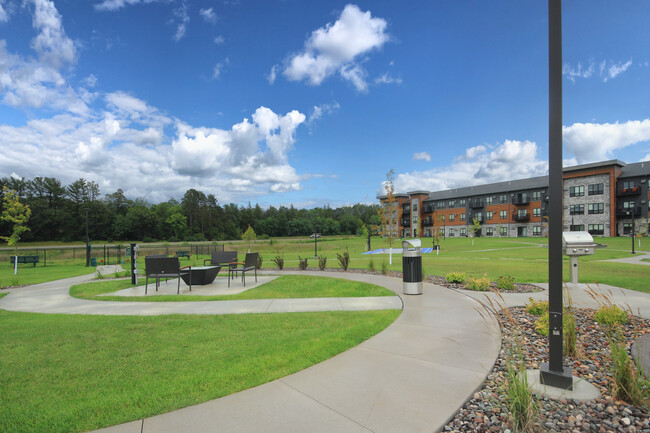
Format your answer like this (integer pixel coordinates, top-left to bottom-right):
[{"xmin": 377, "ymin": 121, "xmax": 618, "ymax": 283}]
[
  {"xmin": 70, "ymin": 275, "xmax": 395, "ymax": 302},
  {"xmin": 3, "ymin": 235, "xmax": 649, "ymax": 293},
  {"xmin": 0, "ymin": 309, "xmax": 400, "ymax": 433},
  {"xmin": 0, "ymin": 264, "xmax": 93, "ymax": 288}
]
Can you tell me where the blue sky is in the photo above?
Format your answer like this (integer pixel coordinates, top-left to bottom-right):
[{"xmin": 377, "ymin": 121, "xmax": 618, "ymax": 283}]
[{"xmin": 0, "ymin": 1, "xmax": 648, "ymax": 207}]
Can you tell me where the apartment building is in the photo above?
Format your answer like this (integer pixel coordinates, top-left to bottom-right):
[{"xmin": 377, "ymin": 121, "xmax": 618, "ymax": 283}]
[{"xmin": 378, "ymin": 160, "xmax": 650, "ymax": 238}]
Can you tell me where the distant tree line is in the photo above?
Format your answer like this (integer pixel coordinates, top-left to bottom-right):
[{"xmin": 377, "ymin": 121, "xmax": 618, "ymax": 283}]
[{"xmin": 0, "ymin": 177, "xmax": 380, "ymax": 243}]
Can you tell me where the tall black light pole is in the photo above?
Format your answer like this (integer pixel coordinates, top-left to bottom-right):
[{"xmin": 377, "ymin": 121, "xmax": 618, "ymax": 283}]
[
  {"xmin": 540, "ymin": 0, "xmax": 573, "ymax": 390},
  {"xmin": 313, "ymin": 209, "xmax": 318, "ymax": 258},
  {"xmin": 631, "ymin": 211, "xmax": 636, "ymax": 254},
  {"xmin": 84, "ymin": 208, "xmax": 90, "ymax": 267}
]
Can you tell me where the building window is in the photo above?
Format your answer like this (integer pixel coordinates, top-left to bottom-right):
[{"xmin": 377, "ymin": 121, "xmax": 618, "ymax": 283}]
[
  {"xmin": 588, "ymin": 203, "xmax": 604, "ymax": 214},
  {"xmin": 475, "ymin": 212, "xmax": 483, "ymax": 222},
  {"xmin": 439, "ymin": 228, "xmax": 444, "ymax": 236},
  {"xmin": 500, "ymin": 195, "xmax": 508, "ymax": 203},
  {"xmin": 412, "ymin": 202, "xmax": 418, "ymax": 212},
  {"xmin": 500, "ymin": 210, "xmax": 507, "ymax": 219},
  {"xmin": 486, "ymin": 197, "xmax": 493, "ymax": 206},
  {"xmin": 449, "ymin": 214, "xmax": 455, "ymax": 222},
  {"xmin": 441, "ymin": 214, "xmax": 445, "ymax": 222},
  {"xmin": 517, "ymin": 209, "xmax": 528, "ymax": 217},
  {"xmin": 588, "ymin": 183, "xmax": 604, "ymax": 195},
  {"xmin": 533, "ymin": 226, "xmax": 541, "ymax": 236},
  {"xmin": 500, "ymin": 226, "xmax": 507, "ymax": 236},
  {"xmin": 570, "ymin": 224, "xmax": 585, "ymax": 231},
  {"xmin": 459, "ymin": 199, "xmax": 466, "ymax": 206},
  {"xmin": 486, "ymin": 227, "xmax": 493, "ymax": 236},
  {"xmin": 532, "ymin": 191, "xmax": 541, "ymax": 201},
  {"xmin": 623, "ymin": 181, "xmax": 635, "ymax": 190},
  {"xmin": 570, "ymin": 204, "xmax": 584, "ymax": 215},
  {"xmin": 623, "ymin": 223, "xmax": 632, "ymax": 235},
  {"xmin": 460, "ymin": 213, "xmax": 466, "ymax": 221},
  {"xmin": 460, "ymin": 227, "xmax": 467, "ymax": 236},
  {"xmin": 533, "ymin": 208, "xmax": 541, "ymax": 217},
  {"xmin": 570, "ymin": 186, "xmax": 585, "ymax": 197},
  {"xmin": 588, "ymin": 224, "xmax": 604, "ymax": 235},
  {"xmin": 486, "ymin": 211, "xmax": 493, "ymax": 220},
  {"xmin": 623, "ymin": 201, "xmax": 635, "ymax": 209},
  {"xmin": 448, "ymin": 228, "xmax": 455, "ymax": 237}
]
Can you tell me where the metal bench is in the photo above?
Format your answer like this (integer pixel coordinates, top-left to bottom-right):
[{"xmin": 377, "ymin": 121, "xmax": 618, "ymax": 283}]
[
  {"xmin": 10, "ymin": 255, "xmax": 39, "ymax": 267},
  {"xmin": 175, "ymin": 251, "xmax": 191, "ymax": 260}
]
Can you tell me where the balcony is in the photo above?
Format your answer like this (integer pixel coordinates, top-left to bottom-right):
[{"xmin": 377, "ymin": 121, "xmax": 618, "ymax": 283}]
[
  {"xmin": 512, "ymin": 213, "xmax": 530, "ymax": 222},
  {"xmin": 471, "ymin": 216, "xmax": 485, "ymax": 224},
  {"xmin": 401, "ymin": 218, "xmax": 411, "ymax": 227},
  {"xmin": 402, "ymin": 206, "xmax": 411, "ymax": 215},
  {"xmin": 423, "ymin": 205, "xmax": 435, "ymax": 213},
  {"xmin": 618, "ymin": 187, "xmax": 641, "ymax": 196},
  {"xmin": 423, "ymin": 216, "xmax": 433, "ymax": 226},
  {"xmin": 616, "ymin": 207, "xmax": 642, "ymax": 218},
  {"xmin": 512, "ymin": 194, "xmax": 530, "ymax": 205},
  {"xmin": 470, "ymin": 200, "xmax": 484, "ymax": 209}
]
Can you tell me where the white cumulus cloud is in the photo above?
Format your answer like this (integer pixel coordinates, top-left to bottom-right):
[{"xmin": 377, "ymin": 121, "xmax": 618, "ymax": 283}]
[
  {"xmin": 563, "ymin": 119, "xmax": 650, "ymax": 163},
  {"xmin": 200, "ymin": 7, "xmax": 216, "ymax": 23},
  {"xmin": 413, "ymin": 152, "xmax": 431, "ymax": 162},
  {"xmin": 94, "ymin": 0, "xmax": 161, "ymax": 11},
  {"xmin": 282, "ymin": 4, "xmax": 389, "ymax": 91},
  {"xmin": 390, "ymin": 140, "xmax": 547, "ymax": 193},
  {"xmin": 563, "ymin": 59, "xmax": 633, "ymax": 83}
]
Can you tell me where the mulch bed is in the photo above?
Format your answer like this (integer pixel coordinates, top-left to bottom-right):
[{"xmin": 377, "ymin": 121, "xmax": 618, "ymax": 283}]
[{"xmin": 443, "ymin": 307, "xmax": 650, "ymax": 432}]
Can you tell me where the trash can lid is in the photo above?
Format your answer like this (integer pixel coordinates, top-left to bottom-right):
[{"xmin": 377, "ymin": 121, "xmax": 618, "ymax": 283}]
[{"xmin": 402, "ymin": 239, "xmax": 422, "ymax": 250}]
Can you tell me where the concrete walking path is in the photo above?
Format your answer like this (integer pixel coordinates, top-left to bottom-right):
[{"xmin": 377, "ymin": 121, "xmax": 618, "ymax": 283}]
[
  {"xmin": 601, "ymin": 250, "xmax": 650, "ymax": 266},
  {"xmin": 0, "ymin": 272, "xmax": 402, "ymax": 315}
]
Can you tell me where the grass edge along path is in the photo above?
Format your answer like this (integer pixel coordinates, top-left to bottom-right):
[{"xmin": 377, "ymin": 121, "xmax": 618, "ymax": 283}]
[
  {"xmin": 0, "ymin": 309, "xmax": 400, "ymax": 433},
  {"xmin": 70, "ymin": 274, "xmax": 395, "ymax": 302}
]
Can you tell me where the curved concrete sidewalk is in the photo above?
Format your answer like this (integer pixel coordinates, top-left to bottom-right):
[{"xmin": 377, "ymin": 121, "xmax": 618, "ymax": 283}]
[
  {"xmin": 1, "ymin": 271, "xmax": 501, "ymax": 433},
  {"xmin": 601, "ymin": 250, "xmax": 650, "ymax": 266},
  {"xmin": 0, "ymin": 272, "xmax": 402, "ymax": 315}
]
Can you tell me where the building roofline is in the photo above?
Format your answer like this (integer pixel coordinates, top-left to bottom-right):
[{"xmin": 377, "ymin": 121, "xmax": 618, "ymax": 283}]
[{"xmin": 563, "ymin": 159, "xmax": 626, "ymax": 172}]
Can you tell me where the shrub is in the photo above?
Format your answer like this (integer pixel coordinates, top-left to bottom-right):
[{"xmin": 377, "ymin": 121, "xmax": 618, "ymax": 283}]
[
  {"xmin": 368, "ymin": 259, "xmax": 375, "ymax": 272},
  {"xmin": 534, "ymin": 314, "xmax": 549, "ymax": 336},
  {"xmin": 337, "ymin": 251, "xmax": 350, "ymax": 271},
  {"xmin": 381, "ymin": 262, "xmax": 388, "ymax": 275},
  {"xmin": 466, "ymin": 274, "xmax": 490, "ymax": 291},
  {"xmin": 272, "ymin": 256, "xmax": 284, "ymax": 270},
  {"xmin": 445, "ymin": 272, "xmax": 466, "ymax": 284},
  {"xmin": 256, "ymin": 255, "xmax": 263, "ymax": 270},
  {"xmin": 258, "ymin": 234, "xmax": 270, "ymax": 240},
  {"xmin": 298, "ymin": 257, "xmax": 308, "ymax": 270},
  {"xmin": 526, "ymin": 298, "xmax": 549, "ymax": 316},
  {"xmin": 318, "ymin": 256, "xmax": 327, "ymax": 271},
  {"xmin": 496, "ymin": 275, "xmax": 515, "ymax": 291},
  {"xmin": 594, "ymin": 305, "xmax": 629, "ymax": 327},
  {"xmin": 564, "ymin": 308, "xmax": 578, "ymax": 357},
  {"xmin": 610, "ymin": 338, "xmax": 650, "ymax": 406}
]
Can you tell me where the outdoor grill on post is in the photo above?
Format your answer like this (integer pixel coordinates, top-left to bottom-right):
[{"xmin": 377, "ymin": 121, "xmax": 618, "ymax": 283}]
[
  {"xmin": 402, "ymin": 239, "xmax": 423, "ymax": 295},
  {"xmin": 562, "ymin": 231, "xmax": 606, "ymax": 284}
]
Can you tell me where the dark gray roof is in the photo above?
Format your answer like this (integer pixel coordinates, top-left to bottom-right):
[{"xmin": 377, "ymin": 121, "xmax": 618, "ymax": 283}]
[
  {"xmin": 620, "ymin": 161, "xmax": 650, "ymax": 178},
  {"xmin": 563, "ymin": 159, "xmax": 626, "ymax": 173},
  {"xmin": 422, "ymin": 175, "xmax": 548, "ymax": 202},
  {"xmin": 406, "ymin": 190, "xmax": 430, "ymax": 195}
]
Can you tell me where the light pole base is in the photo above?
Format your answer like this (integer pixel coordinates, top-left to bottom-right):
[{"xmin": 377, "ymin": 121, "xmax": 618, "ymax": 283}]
[{"xmin": 540, "ymin": 363, "xmax": 573, "ymax": 390}]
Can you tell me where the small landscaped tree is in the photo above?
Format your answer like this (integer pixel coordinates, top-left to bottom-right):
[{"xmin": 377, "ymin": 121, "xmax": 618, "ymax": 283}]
[
  {"xmin": 242, "ymin": 224, "xmax": 257, "ymax": 252},
  {"xmin": 468, "ymin": 217, "xmax": 481, "ymax": 246},
  {"xmin": 1, "ymin": 187, "xmax": 32, "ymax": 274},
  {"xmin": 432, "ymin": 212, "xmax": 443, "ymax": 246},
  {"xmin": 378, "ymin": 169, "xmax": 402, "ymax": 265}
]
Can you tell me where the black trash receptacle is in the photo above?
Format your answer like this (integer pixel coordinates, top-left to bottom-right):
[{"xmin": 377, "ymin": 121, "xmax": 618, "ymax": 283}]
[{"xmin": 402, "ymin": 239, "xmax": 423, "ymax": 295}]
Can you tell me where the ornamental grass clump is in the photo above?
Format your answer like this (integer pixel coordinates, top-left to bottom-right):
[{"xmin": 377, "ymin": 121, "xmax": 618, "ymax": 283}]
[
  {"xmin": 272, "ymin": 256, "xmax": 284, "ymax": 270},
  {"xmin": 368, "ymin": 259, "xmax": 375, "ymax": 272},
  {"xmin": 594, "ymin": 305, "xmax": 629, "ymax": 328},
  {"xmin": 381, "ymin": 261, "xmax": 388, "ymax": 275},
  {"xmin": 337, "ymin": 250, "xmax": 350, "ymax": 271},
  {"xmin": 298, "ymin": 257, "xmax": 308, "ymax": 271},
  {"xmin": 256, "ymin": 255, "xmax": 263, "ymax": 270},
  {"xmin": 318, "ymin": 256, "xmax": 327, "ymax": 271},
  {"xmin": 466, "ymin": 274, "xmax": 490, "ymax": 291},
  {"xmin": 445, "ymin": 272, "xmax": 466, "ymax": 284}
]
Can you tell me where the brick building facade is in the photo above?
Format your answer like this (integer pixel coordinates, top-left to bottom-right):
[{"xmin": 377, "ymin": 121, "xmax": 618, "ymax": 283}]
[{"xmin": 378, "ymin": 160, "xmax": 650, "ymax": 238}]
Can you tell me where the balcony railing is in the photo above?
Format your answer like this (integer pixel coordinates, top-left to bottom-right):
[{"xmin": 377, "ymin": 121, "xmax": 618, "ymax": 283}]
[
  {"xmin": 401, "ymin": 218, "xmax": 411, "ymax": 227},
  {"xmin": 423, "ymin": 205, "xmax": 435, "ymax": 213},
  {"xmin": 470, "ymin": 200, "xmax": 484, "ymax": 209},
  {"xmin": 512, "ymin": 195, "xmax": 530, "ymax": 206},
  {"xmin": 618, "ymin": 187, "xmax": 641, "ymax": 196},
  {"xmin": 512, "ymin": 213, "xmax": 530, "ymax": 222},
  {"xmin": 423, "ymin": 216, "xmax": 433, "ymax": 226},
  {"xmin": 402, "ymin": 207, "xmax": 411, "ymax": 215},
  {"xmin": 616, "ymin": 207, "xmax": 642, "ymax": 218}
]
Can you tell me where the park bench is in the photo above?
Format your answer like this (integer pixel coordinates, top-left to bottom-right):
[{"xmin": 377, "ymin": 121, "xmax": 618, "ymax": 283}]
[
  {"xmin": 10, "ymin": 255, "xmax": 39, "ymax": 267},
  {"xmin": 175, "ymin": 251, "xmax": 191, "ymax": 260}
]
